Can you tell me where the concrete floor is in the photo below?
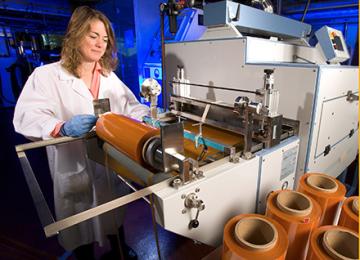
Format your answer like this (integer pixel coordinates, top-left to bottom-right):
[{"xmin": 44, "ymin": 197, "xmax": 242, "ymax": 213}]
[{"xmin": 0, "ymin": 107, "xmax": 214, "ymax": 260}]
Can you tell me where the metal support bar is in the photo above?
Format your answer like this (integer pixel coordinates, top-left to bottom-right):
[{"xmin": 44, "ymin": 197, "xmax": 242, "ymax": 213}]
[
  {"xmin": 44, "ymin": 177, "xmax": 175, "ymax": 237},
  {"xmin": 15, "ymin": 136, "xmax": 82, "ymax": 152},
  {"xmin": 116, "ymin": 175, "xmax": 150, "ymax": 204},
  {"xmin": 15, "ymin": 135, "xmax": 173, "ymax": 239},
  {"xmin": 14, "ymin": 137, "xmax": 84, "ymax": 232},
  {"xmin": 17, "ymin": 151, "xmax": 55, "ymax": 228}
]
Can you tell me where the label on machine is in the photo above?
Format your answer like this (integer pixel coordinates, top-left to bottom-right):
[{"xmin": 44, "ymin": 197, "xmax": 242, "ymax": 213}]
[{"xmin": 280, "ymin": 146, "xmax": 298, "ymax": 180}]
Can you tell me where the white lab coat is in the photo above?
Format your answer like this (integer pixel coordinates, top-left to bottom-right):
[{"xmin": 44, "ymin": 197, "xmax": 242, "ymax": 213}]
[{"xmin": 13, "ymin": 61, "xmax": 149, "ymax": 250}]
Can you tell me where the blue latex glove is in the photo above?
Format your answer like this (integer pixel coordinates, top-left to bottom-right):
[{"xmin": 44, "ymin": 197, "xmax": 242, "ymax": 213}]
[{"xmin": 60, "ymin": 114, "xmax": 97, "ymax": 137}]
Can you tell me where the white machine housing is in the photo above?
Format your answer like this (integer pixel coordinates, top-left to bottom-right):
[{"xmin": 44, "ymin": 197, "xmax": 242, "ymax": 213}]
[
  {"xmin": 154, "ymin": 137, "xmax": 299, "ymax": 246},
  {"xmin": 156, "ymin": 0, "xmax": 358, "ymax": 245}
]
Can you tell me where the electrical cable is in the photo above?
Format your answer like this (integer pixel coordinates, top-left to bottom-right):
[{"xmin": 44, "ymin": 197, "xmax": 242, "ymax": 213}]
[
  {"xmin": 196, "ymin": 137, "xmax": 208, "ymax": 161},
  {"xmin": 301, "ymin": 0, "xmax": 311, "ymax": 22}
]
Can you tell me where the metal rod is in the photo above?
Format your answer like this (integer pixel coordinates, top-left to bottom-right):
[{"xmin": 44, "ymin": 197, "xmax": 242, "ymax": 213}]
[
  {"xmin": 301, "ymin": 0, "xmax": 311, "ymax": 22},
  {"xmin": 116, "ymin": 175, "xmax": 150, "ymax": 204},
  {"xmin": 277, "ymin": 0, "xmax": 282, "ymax": 15},
  {"xmin": 15, "ymin": 136, "xmax": 83, "ymax": 152},
  {"xmin": 160, "ymin": 4, "xmax": 167, "ymax": 110},
  {"xmin": 170, "ymin": 81, "xmax": 260, "ymax": 95},
  {"xmin": 44, "ymin": 177, "xmax": 175, "ymax": 237}
]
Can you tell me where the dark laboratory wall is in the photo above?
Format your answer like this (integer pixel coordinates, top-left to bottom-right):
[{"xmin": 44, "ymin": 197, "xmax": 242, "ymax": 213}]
[{"xmin": 0, "ymin": 0, "xmax": 71, "ymax": 108}]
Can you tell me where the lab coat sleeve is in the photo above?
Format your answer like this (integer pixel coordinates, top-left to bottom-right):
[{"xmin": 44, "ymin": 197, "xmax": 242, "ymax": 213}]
[
  {"xmin": 13, "ymin": 67, "xmax": 63, "ymax": 140},
  {"xmin": 110, "ymin": 73, "xmax": 150, "ymax": 121}
]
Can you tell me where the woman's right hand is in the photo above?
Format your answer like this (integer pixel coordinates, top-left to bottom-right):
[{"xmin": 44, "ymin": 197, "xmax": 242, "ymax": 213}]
[{"xmin": 60, "ymin": 114, "xmax": 97, "ymax": 137}]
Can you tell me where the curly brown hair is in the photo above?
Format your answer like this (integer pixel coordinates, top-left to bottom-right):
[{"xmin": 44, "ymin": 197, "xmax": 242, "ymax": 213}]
[{"xmin": 61, "ymin": 6, "xmax": 118, "ymax": 77}]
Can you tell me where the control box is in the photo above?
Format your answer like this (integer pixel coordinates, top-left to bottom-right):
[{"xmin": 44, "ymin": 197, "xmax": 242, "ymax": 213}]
[{"xmin": 315, "ymin": 26, "xmax": 350, "ymax": 64}]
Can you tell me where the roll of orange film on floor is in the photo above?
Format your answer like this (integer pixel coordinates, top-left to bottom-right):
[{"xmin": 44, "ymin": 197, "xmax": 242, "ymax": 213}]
[
  {"xmin": 96, "ymin": 113, "xmax": 159, "ymax": 165},
  {"xmin": 222, "ymin": 214, "xmax": 288, "ymax": 260},
  {"xmin": 297, "ymin": 173, "xmax": 346, "ymax": 226},
  {"xmin": 265, "ymin": 190, "xmax": 321, "ymax": 260},
  {"xmin": 306, "ymin": 225, "xmax": 359, "ymax": 260},
  {"xmin": 338, "ymin": 196, "xmax": 359, "ymax": 233}
]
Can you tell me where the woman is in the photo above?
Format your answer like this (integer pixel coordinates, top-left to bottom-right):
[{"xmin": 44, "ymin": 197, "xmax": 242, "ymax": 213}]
[{"xmin": 13, "ymin": 6, "xmax": 148, "ymax": 259}]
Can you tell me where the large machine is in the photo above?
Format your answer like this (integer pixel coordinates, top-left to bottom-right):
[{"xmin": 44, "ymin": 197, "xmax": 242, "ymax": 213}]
[
  {"xmin": 16, "ymin": 0, "xmax": 358, "ymax": 252},
  {"xmin": 164, "ymin": 0, "xmax": 358, "ymax": 182}
]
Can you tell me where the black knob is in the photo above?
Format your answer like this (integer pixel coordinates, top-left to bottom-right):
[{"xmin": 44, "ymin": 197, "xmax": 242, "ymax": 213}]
[{"xmin": 189, "ymin": 219, "xmax": 199, "ymax": 229}]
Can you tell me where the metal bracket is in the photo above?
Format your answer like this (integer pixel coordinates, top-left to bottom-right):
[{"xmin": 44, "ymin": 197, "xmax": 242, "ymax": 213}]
[
  {"xmin": 161, "ymin": 122, "xmax": 200, "ymax": 184},
  {"xmin": 346, "ymin": 90, "xmax": 359, "ymax": 102},
  {"xmin": 161, "ymin": 122, "xmax": 185, "ymax": 172},
  {"xmin": 225, "ymin": 146, "xmax": 240, "ymax": 163}
]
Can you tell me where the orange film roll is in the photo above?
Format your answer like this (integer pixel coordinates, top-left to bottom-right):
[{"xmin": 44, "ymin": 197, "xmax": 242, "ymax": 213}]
[
  {"xmin": 266, "ymin": 190, "xmax": 321, "ymax": 260},
  {"xmin": 297, "ymin": 173, "xmax": 346, "ymax": 226},
  {"xmin": 222, "ymin": 214, "xmax": 288, "ymax": 260},
  {"xmin": 96, "ymin": 113, "xmax": 159, "ymax": 165},
  {"xmin": 306, "ymin": 225, "xmax": 359, "ymax": 260},
  {"xmin": 338, "ymin": 196, "xmax": 359, "ymax": 233}
]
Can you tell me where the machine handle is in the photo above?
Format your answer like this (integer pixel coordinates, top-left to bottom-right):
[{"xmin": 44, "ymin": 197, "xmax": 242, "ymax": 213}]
[
  {"xmin": 188, "ymin": 200, "xmax": 205, "ymax": 229},
  {"xmin": 185, "ymin": 193, "xmax": 205, "ymax": 229}
]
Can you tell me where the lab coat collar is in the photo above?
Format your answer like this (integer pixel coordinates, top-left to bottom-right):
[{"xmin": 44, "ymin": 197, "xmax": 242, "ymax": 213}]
[
  {"xmin": 57, "ymin": 62, "xmax": 93, "ymax": 100},
  {"xmin": 57, "ymin": 62, "xmax": 76, "ymax": 81},
  {"xmin": 71, "ymin": 79, "xmax": 93, "ymax": 100}
]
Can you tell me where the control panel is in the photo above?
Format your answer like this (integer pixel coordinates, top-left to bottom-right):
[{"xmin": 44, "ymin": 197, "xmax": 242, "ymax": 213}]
[{"xmin": 315, "ymin": 26, "xmax": 350, "ymax": 64}]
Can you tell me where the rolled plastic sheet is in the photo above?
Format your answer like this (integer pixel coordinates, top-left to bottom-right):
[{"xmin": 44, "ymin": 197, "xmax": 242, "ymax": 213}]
[
  {"xmin": 222, "ymin": 214, "xmax": 288, "ymax": 260},
  {"xmin": 266, "ymin": 190, "xmax": 321, "ymax": 260},
  {"xmin": 306, "ymin": 225, "xmax": 359, "ymax": 260},
  {"xmin": 96, "ymin": 113, "xmax": 159, "ymax": 166},
  {"xmin": 297, "ymin": 173, "xmax": 346, "ymax": 226},
  {"xmin": 338, "ymin": 196, "xmax": 359, "ymax": 233}
]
